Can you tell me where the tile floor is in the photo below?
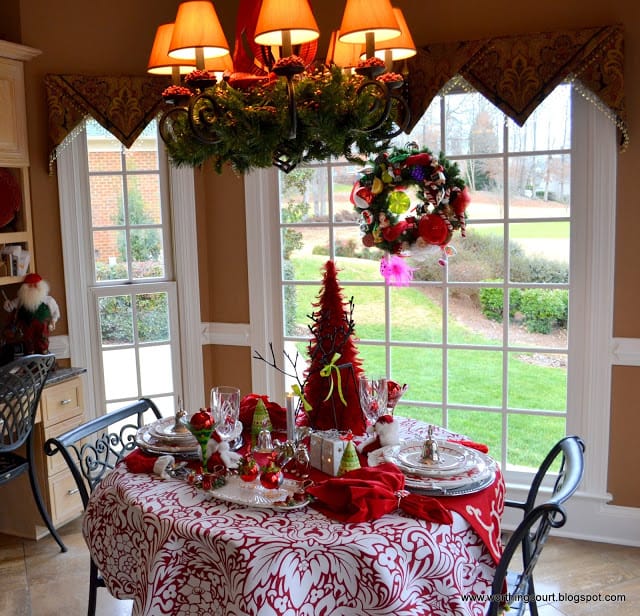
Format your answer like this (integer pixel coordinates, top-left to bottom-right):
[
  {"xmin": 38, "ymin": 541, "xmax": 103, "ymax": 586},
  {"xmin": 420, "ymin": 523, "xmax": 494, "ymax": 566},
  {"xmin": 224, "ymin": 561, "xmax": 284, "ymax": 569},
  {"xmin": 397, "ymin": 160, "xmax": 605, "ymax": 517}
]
[{"xmin": 1, "ymin": 517, "xmax": 639, "ymax": 615}]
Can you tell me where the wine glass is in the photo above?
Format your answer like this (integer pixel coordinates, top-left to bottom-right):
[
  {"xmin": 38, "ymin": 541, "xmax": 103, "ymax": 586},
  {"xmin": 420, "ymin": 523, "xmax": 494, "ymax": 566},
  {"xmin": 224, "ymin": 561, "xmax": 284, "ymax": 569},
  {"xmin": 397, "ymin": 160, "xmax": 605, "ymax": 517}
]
[
  {"xmin": 358, "ymin": 375, "xmax": 388, "ymax": 429},
  {"xmin": 210, "ymin": 386, "xmax": 240, "ymax": 440}
]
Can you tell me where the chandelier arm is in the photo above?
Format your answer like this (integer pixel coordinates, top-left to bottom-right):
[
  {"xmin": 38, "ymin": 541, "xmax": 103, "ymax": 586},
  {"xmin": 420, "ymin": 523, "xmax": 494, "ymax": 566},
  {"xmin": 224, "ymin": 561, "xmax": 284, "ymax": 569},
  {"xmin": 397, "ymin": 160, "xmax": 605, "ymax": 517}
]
[
  {"xmin": 378, "ymin": 93, "xmax": 411, "ymax": 140},
  {"xmin": 188, "ymin": 92, "xmax": 223, "ymax": 145},
  {"xmin": 159, "ymin": 106, "xmax": 191, "ymax": 146},
  {"xmin": 285, "ymin": 75, "xmax": 297, "ymax": 140},
  {"xmin": 355, "ymin": 79, "xmax": 393, "ymax": 133}
]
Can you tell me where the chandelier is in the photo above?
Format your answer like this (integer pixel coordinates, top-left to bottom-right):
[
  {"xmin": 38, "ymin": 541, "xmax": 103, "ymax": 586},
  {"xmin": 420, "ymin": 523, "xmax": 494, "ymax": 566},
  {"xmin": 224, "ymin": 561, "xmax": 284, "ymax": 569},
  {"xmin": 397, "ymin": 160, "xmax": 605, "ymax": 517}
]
[{"xmin": 147, "ymin": 0, "xmax": 416, "ymax": 173}]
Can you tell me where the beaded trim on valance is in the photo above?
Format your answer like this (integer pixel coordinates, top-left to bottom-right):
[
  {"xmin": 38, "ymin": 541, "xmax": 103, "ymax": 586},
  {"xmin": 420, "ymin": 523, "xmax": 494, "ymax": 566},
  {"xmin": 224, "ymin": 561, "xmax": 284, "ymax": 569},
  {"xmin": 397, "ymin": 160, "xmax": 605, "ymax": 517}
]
[
  {"xmin": 406, "ymin": 24, "xmax": 627, "ymax": 149},
  {"xmin": 44, "ymin": 74, "xmax": 170, "ymax": 170}
]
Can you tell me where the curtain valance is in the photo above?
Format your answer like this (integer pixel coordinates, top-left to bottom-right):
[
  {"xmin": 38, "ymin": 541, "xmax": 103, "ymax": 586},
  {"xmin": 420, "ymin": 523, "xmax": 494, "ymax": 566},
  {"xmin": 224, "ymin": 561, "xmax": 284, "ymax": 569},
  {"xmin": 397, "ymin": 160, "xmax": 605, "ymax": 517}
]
[
  {"xmin": 44, "ymin": 24, "xmax": 626, "ymax": 170},
  {"xmin": 44, "ymin": 74, "xmax": 170, "ymax": 169},
  {"xmin": 406, "ymin": 24, "xmax": 626, "ymax": 148}
]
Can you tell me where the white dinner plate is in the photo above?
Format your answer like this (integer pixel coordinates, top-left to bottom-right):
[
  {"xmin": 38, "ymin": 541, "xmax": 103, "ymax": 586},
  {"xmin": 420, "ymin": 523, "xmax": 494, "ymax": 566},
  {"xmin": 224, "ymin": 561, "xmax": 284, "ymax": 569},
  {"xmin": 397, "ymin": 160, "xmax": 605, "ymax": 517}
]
[
  {"xmin": 136, "ymin": 418, "xmax": 244, "ymax": 457},
  {"xmin": 150, "ymin": 417, "xmax": 198, "ymax": 443},
  {"xmin": 394, "ymin": 440, "xmax": 471, "ymax": 475},
  {"xmin": 135, "ymin": 423, "xmax": 200, "ymax": 457},
  {"xmin": 382, "ymin": 440, "xmax": 485, "ymax": 478},
  {"xmin": 370, "ymin": 444, "xmax": 498, "ymax": 496}
]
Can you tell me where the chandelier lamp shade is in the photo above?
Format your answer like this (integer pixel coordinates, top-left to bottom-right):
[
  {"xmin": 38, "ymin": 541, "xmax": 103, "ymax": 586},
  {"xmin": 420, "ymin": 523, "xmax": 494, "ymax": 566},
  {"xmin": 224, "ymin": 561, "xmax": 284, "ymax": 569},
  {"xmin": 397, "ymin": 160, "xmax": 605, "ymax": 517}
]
[
  {"xmin": 147, "ymin": 23, "xmax": 196, "ymax": 82},
  {"xmin": 254, "ymin": 0, "xmax": 320, "ymax": 57},
  {"xmin": 168, "ymin": 0, "xmax": 230, "ymax": 65},
  {"xmin": 326, "ymin": 29, "xmax": 363, "ymax": 69},
  {"xmin": 150, "ymin": 0, "xmax": 415, "ymax": 174},
  {"xmin": 338, "ymin": 0, "xmax": 400, "ymax": 58},
  {"xmin": 368, "ymin": 7, "xmax": 416, "ymax": 68}
]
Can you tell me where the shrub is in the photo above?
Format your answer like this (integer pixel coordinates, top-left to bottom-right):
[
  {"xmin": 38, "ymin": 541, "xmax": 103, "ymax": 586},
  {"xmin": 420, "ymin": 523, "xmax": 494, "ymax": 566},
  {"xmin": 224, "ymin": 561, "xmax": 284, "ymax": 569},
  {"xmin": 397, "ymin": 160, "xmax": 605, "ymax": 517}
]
[
  {"xmin": 95, "ymin": 261, "xmax": 164, "ymax": 281},
  {"xmin": 283, "ymin": 260, "xmax": 297, "ymax": 335},
  {"xmin": 311, "ymin": 239, "xmax": 377, "ymax": 260},
  {"xmin": 518, "ymin": 289, "xmax": 568, "ymax": 334},
  {"xmin": 479, "ymin": 287, "xmax": 523, "ymax": 321},
  {"xmin": 99, "ymin": 291, "xmax": 170, "ymax": 345},
  {"xmin": 527, "ymin": 256, "xmax": 569, "ymax": 283},
  {"xmin": 479, "ymin": 288, "xmax": 503, "ymax": 321}
]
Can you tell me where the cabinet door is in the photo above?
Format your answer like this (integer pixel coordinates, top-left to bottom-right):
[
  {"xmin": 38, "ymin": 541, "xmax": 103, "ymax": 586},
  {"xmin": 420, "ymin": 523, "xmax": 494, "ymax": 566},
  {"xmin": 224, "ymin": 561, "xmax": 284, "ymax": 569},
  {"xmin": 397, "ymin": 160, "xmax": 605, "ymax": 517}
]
[{"xmin": 0, "ymin": 57, "xmax": 28, "ymax": 165}]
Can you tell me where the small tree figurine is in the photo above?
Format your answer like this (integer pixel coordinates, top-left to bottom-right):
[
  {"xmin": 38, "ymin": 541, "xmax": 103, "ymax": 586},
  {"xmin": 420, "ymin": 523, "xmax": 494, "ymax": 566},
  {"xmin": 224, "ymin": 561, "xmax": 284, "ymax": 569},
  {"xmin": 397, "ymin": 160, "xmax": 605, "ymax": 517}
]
[{"xmin": 303, "ymin": 260, "xmax": 365, "ymax": 434}]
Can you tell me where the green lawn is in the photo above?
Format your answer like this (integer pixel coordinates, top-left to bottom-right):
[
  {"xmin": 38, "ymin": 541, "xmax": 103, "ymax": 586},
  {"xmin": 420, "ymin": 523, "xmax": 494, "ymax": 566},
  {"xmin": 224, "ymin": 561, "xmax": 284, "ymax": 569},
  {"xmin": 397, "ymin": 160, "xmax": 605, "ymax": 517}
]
[
  {"xmin": 287, "ymin": 254, "xmax": 567, "ymax": 469},
  {"xmin": 477, "ymin": 221, "xmax": 570, "ymax": 239}
]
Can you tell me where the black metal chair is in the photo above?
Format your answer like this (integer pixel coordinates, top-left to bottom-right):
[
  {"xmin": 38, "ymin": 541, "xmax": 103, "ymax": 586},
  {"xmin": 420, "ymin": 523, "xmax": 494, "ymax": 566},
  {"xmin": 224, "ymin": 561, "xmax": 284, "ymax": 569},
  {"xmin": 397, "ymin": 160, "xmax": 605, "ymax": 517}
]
[
  {"xmin": 0, "ymin": 354, "xmax": 65, "ymax": 551},
  {"xmin": 487, "ymin": 435, "xmax": 585, "ymax": 616},
  {"xmin": 44, "ymin": 397, "xmax": 162, "ymax": 616}
]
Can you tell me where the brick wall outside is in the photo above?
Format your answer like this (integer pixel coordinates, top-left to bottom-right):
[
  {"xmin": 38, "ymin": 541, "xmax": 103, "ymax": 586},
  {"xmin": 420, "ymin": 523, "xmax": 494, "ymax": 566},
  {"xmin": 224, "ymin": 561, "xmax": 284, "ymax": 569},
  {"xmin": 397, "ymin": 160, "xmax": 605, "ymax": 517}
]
[{"xmin": 88, "ymin": 149, "xmax": 162, "ymax": 265}]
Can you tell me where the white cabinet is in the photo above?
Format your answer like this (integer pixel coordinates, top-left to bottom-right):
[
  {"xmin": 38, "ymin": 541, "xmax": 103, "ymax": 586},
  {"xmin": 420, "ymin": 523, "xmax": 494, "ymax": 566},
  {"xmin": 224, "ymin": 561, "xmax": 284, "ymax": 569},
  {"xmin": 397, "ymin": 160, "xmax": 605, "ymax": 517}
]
[{"xmin": 0, "ymin": 40, "xmax": 41, "ymax": 284}]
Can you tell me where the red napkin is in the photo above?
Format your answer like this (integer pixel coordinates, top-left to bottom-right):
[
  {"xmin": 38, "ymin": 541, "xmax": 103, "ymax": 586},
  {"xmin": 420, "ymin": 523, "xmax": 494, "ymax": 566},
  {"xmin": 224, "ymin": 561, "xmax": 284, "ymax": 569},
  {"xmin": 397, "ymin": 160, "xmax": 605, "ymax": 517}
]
[
  {"xmin": 124, "ymin": 447, "xmax": 160, "ymax": 473},
  {"xmin": 306, "ymin": 463, "xmax": 453, "ymax": 525},
  {"xmin": 448, "ymin": 439, "xmax": 489, "ymax": 454}
]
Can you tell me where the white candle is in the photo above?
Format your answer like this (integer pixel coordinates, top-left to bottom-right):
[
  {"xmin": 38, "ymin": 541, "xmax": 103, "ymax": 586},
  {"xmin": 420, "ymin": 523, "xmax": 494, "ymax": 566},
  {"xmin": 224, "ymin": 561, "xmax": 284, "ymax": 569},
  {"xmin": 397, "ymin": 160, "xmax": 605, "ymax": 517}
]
[{"xmin": 285, "ymin": 393, "xmax": 297, "ymax": 442}]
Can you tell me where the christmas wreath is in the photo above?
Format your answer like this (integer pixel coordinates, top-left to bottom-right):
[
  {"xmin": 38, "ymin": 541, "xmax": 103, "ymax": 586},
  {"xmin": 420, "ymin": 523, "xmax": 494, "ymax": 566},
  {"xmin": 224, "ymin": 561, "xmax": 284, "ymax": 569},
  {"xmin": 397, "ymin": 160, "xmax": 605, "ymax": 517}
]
[{"xmin": 351, "ymin": 146, "xmax": 470, "ymax": 278}]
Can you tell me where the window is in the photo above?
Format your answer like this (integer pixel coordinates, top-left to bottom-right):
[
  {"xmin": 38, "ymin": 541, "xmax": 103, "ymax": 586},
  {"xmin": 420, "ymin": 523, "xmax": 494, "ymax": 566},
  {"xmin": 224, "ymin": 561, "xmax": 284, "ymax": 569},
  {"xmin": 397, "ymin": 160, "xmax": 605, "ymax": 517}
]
[
  {"xmin": 247, "ymin": 85, "xmax": 615, "ymax": 496},
  {"xmin": 85, "ymin": 120, "xmax": 179, "ymax": 414},
  {"xmin": 57, "ymin": 118, "xmax": 204, "ymax": 418}
]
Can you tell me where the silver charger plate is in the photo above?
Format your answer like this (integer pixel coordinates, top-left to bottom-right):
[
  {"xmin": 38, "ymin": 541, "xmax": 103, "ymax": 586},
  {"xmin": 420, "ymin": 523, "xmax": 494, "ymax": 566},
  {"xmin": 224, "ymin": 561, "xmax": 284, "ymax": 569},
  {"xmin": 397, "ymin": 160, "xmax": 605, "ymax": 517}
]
[{"xmin": 406, "ymin": 468, "xmax": 497, "ymax": 496}]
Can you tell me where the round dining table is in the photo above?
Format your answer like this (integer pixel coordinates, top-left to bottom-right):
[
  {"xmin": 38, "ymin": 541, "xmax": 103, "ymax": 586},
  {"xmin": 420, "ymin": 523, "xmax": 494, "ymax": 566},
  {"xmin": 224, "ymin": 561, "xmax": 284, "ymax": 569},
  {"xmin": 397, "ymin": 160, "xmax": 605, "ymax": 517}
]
[{"xmin": 82, "ymin": 418, "xmax": 504, "ymax": 616}]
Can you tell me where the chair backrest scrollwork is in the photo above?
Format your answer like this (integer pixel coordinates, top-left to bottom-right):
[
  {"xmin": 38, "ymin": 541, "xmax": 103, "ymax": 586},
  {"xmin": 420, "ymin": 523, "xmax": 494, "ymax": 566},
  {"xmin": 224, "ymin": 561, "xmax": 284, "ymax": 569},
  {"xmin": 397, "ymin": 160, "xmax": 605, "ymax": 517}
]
[
  {"xmin": 0, "ymin": 354, "xmax": 56, "ymax": 452},
  {"xmin": 44, "ymin": 397, "xmax": 162, "ymax": 508}
]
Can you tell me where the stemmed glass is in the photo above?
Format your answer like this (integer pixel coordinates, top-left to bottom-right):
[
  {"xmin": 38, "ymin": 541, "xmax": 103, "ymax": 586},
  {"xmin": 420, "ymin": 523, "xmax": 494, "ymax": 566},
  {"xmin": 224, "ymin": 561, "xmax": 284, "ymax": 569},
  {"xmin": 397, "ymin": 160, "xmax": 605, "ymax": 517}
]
[
  {"xmin": 358, "ymin": 375, "xmax": 388, "ymax": 429},
  {"xmin": 182, "ymin": 409, "xmax": 215, "ymax": 463},
  {"xmin": 210, "ymin": 386, "xmax": 240, "ymax": 440}
]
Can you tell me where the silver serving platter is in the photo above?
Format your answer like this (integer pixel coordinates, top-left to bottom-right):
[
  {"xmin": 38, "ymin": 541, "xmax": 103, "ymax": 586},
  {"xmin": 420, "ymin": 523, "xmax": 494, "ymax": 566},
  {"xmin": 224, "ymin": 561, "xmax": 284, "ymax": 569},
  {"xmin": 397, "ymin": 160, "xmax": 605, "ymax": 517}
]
[{"xmin": 207, "ymin": 475, "xmax": 311, "ymax": 510}]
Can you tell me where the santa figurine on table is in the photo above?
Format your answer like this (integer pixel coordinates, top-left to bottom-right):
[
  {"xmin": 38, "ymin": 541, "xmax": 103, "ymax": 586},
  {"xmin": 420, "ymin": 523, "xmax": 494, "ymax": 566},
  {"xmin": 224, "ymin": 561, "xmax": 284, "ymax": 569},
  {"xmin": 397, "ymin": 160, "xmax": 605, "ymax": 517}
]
[
  {"xmin": 3, "ymin": 272, "xmax": 60, "ymax": 355},
  {"xmin": 358, "ymin": 414, "xmax": 401, "ymax": 455}
]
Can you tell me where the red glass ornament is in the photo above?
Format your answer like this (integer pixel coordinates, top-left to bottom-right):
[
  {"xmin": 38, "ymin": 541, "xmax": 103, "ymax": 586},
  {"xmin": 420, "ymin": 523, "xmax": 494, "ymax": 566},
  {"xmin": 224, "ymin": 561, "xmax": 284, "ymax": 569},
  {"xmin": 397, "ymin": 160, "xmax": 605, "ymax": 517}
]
[
  {"xmin": 190, "ymin": 408, "xmax": 214, "ymax": 430},
  {"xmin": 239, "ymin": 456, "xmax": 259, "ymax": 482},
  {"xmin": 260, "ymin": 463, "xmax": 284, "ymax": 490}
]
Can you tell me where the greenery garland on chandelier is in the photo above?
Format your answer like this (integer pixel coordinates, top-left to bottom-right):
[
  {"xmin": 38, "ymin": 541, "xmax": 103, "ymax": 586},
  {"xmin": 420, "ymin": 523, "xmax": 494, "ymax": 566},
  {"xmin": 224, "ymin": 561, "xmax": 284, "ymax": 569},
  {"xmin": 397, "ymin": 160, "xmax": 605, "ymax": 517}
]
[{"xmin": 160, "ymin": 61, "xmax": 405, "ymax": 174}]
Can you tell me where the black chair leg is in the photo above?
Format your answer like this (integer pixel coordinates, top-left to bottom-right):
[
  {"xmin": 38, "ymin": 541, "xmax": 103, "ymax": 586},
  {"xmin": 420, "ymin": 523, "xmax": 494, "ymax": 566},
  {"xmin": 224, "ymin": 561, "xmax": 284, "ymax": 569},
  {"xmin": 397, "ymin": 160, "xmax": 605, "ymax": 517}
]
[
  {"xmin": 88, "ymin": 558, "xmax": 100, "ymax": 616},
  {"xmin": 27, "ymin": 457, "xmax": 67, "ymax": 552}
]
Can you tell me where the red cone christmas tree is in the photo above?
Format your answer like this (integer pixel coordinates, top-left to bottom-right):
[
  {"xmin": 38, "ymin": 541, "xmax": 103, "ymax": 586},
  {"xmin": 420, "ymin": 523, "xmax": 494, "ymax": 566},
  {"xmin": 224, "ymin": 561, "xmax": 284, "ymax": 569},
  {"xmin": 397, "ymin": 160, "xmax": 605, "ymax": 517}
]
[{"xmin": 303, "ymin": 260, "xmax": 365, "ymax": 435}]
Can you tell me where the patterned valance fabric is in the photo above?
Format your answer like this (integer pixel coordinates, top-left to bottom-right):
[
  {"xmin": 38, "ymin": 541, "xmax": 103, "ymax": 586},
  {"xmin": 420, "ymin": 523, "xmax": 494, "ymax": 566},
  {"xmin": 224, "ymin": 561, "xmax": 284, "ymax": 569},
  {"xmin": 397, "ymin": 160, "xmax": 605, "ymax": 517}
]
[
  {"xmin": 44, "ymin": 74, "xmax": 170, "ymax": 169},
  {"xmin": 405, "ymin": 24, "xmax": 627, "ymax": 149},
  {"xmin": 44, "ymin": 24, "xmax": 627, "ymax": 169}
]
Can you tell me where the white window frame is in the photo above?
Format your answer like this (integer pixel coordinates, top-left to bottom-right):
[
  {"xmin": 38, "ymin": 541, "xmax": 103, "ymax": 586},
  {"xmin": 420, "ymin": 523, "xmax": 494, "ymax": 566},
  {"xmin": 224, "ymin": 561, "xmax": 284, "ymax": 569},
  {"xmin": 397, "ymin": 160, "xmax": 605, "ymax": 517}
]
[
  {"xmin": 56, "ymin": 122, "xmax": 204, "ymax": 417},
  {"xmin": 245, "ymin": 93, "xmax": 640, "ymax": 545}
]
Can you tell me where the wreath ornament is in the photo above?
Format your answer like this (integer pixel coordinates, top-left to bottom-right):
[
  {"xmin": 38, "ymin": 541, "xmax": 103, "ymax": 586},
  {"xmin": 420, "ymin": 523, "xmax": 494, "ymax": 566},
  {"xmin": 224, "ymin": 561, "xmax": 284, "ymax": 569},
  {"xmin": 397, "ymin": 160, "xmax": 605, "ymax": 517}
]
[{"xmin": 351, "ymin": 145, "xmax": 470, "ymax": 285}]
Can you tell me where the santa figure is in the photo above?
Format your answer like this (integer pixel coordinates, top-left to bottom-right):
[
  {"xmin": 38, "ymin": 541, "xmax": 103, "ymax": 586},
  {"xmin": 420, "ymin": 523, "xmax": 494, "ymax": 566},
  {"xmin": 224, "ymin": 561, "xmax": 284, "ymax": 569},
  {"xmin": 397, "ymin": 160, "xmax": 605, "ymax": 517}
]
[
  {"xmin": 358, "ymin": 414, "xmax": 401, "ymax": 455},
  {"xmin": 3, "ymin": 272, "xmax": 60, "ymax": 355}
]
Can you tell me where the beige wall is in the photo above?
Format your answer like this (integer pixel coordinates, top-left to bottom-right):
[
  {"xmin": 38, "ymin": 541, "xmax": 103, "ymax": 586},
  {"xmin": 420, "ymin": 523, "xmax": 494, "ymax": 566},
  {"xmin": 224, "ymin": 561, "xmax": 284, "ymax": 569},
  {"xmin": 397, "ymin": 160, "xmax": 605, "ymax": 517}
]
[{"xmin": 15, "ymin": 0, "xmax": 640, "ymax": 505}]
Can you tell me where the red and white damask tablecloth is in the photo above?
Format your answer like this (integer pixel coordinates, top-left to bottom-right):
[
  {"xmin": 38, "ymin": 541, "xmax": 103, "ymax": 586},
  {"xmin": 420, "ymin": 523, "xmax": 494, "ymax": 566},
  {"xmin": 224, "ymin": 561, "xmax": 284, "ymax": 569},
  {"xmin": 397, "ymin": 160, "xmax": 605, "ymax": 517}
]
[{"xmin": 83, "ymin": 422, "xmax": 504, "ymax": 616}]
